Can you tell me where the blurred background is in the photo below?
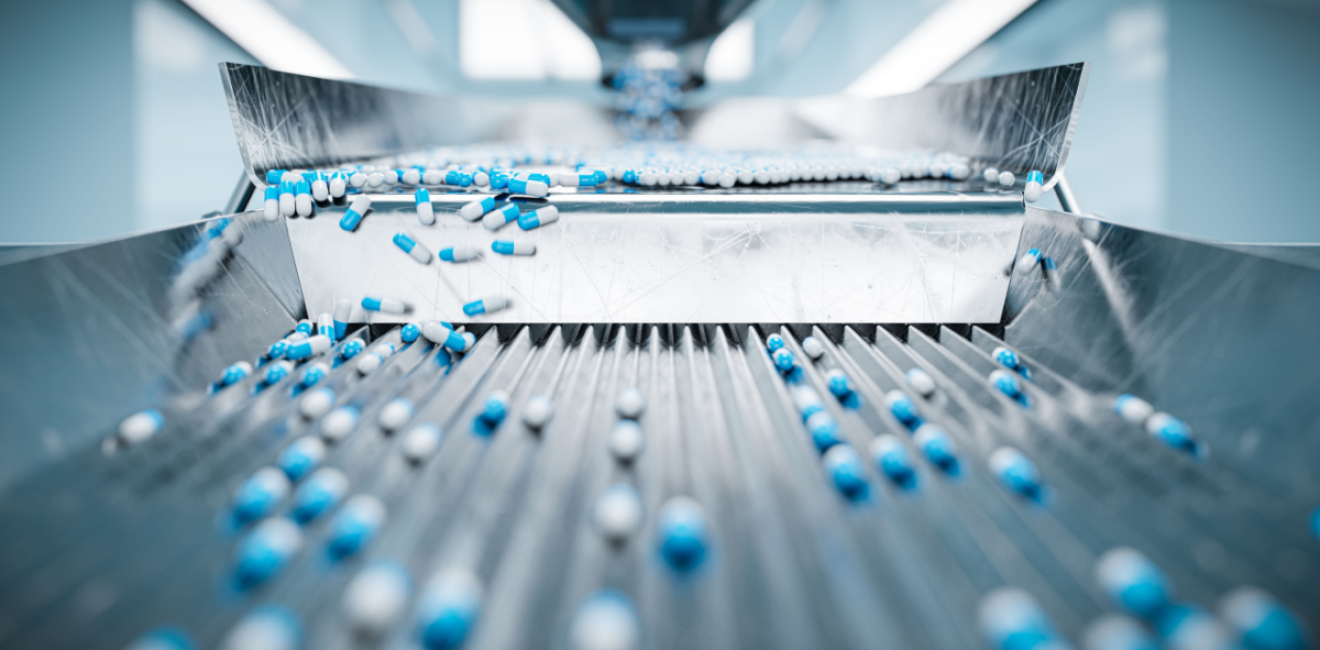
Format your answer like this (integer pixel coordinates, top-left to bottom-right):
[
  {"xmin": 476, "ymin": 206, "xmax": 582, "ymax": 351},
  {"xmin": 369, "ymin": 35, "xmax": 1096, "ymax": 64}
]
[{"xmin": 2, "ymin": 0, "xmax": 1317, "ymax": 244}]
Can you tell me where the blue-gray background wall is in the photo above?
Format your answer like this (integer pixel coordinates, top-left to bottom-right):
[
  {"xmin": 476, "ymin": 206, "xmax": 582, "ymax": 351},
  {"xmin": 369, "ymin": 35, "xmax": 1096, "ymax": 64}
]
[{"xmin": 1, "ymin": 0, "xmax": 1316, "ymax": 244}]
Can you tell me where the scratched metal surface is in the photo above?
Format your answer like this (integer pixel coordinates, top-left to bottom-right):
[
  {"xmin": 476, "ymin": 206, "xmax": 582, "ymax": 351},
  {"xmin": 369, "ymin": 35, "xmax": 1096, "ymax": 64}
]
[
  {"xmin": 284, "ymin": 192, "xmax": 1025, "ymax": 324},
  {"xmin": 0, "ymin": 321, "xmax": 1315, "ymax": 649}
]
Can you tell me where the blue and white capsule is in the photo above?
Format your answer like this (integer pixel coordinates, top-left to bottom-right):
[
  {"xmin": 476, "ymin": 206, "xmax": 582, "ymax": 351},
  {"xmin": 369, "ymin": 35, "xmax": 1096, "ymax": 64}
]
[
  {"xmin": 658, "ymin": 497, "xmax": 708, "ymax": 571},
  {"xmin": 340, "ymin": 195, "xmax": 372, "ymax": 231},
  {"xmin": 1095, "ymin": 547, "xmax": 1171, "ymax": 619},
  {"xmin": 266, "ymin": 339, "xmax": 289, "ymax": 362},
  {"xmin": 219, "ymin": 605, "xmax": 302, "ymax": 650},
  {"xmin": 871, "ymin": 434, "xmax": 917, "ymax": 487},
  {"xmin": 378, "ymin": 398, "xmax": 414, "ymax": 432},
  {"xmin": 421, "ymin": 321, "xmax": 469, "ymax": 352},
  {"xmin": 401, "ymin": 323, "xmax": 420, "ymax": 343},
  {"xmin": 296, "ymin": 319, "xmax": 313, "ymax": 336},
  {"xmin": 766, "ymin": 334, "xmax": 785, "ymax": 352},
  {"xmin": 1016, "ymin": 248, "xmax": 1042, "ymax": 274},
  {"xmin": 479, "ymin": 390, "xmax": 509, "ymax": 425},
  {"xmin": 259, "ymin": 360, "xmax": 294, "ymax": 391},
  {"xmin": 279, "ymin": 181, "xmax": 296, "ymax": 217},
  {"xmin": 233, "ymin": 518, "xmax": 303, "ymax": 586},
  {"xmin": 772, "ymin": 348, "xmax": 795, "ymax": 373},
  {"xmin": 299, "ymin": 362, "xmax": 329, "ymax": 388},
  {"xmin": 317, "ymin": 313, "xmax": 334, "ymax": 341},
  {"xmin": 1145, "ymin": 413, "xmax": 1199, "ymax": 455},
  {"xmin": 516, "ymin": 205, "xmax": 559, "ymax": 230},
  {"xmin": 394, "ymin": 232, "xmax": 433, "ymax": 264},
  {"xmin": 291, "ymin": 467, "xmax": 349, "ymax": 523},
  {"xmin": 416, "ymin": 568, "xmax": 483, "ymax": 650},
  {"xmin": 263, "ymin": 186, "xmax": 280, "ymax": 221},
  {"xmin": 506, "ymin": 176, "xmax": 549, "ymax": 197},
  {"xmin": 125, "ymin": 627, "xmax": 195, "ymax": 650},
  {"xmin": 329, "ymin": 171, "xmax": 347, "ymax": 198},
  {"xmin": 321, "ymin": 405, "xmax": 361, "ymax": 443},
  {"xmin": 286, "ymin": 335, "xmax": 331, "ymax": 361},
  {"xmin": 344, "ymin": 560, "xmax": 414, "ymax": 637},
  {"xmin": 278, "ymin": 436, "xmax": 326, "ymax": 481},
  {"xmin": 992, "ymin": 346, "xmax": 1020, "ymax": 370},
  {"xmin": 793, "ymin": 385, "xmax": 825, "ymax": 422},
  {"xmin": 989, "ymin": 446, "xmax": 1043, "ymax": 499},
  {"xmin": 914, "ymin": 423, "xmax": 959, "ymax": 472},
  {"xmin": 482, "ymin": 203, "xmax": 521, "ymax": 231},
  {"xmin": 491, "ymin": 240, "xmax": 535, "ymax": 256},
  {"xmin": 361, "ymin": 295, "xmax": 410, "ymax": 314},
  {"xmin": 310, "ymin": 172, "xmax": 329, "ymax": 202},
  {"xmin": 463, "ymin": 295, "xmax": 509, "ymax": 317},
  {"xmin": 216, "ymin": 361, "xmax": 254, "ymax": 390},
  {"xmin": 978, "ymin": 588, "xmax": 1063, "ymax": 650},
  {"xmin": 824, "ymin": 444, "xmax": 869, "ymax": 500},
  {"xmin": 265, "ymin": 169, "xmax": 287, "ymax": 184},
  {"xmin": 1024, "ymin": 170, "xmax": 1045, "ymax": 202},
  {"xmin": 415, "ymin": 188, "xmax": 434, "ymax": 225},
  {"xmin": 118, "ymin": 409, "xmax": 165, "ymax": 446},
  {"xmin": 1218, "ymin": 587, "xmax": 1308, "ymax": 650},
  {"xmin": 806, "ymin": 411, "xmax": 841, "ymax": 452},
  {"xmin": 299, "ymin": 386, "xmax": 335, "ymax": 420},
  {"xmin": 232, "ymin": 467, "xmax": 291, "ymax": 524},
  {"xmin": 884, "ymin": 390, "xmax": 921, "ymax": 429},
  {"xmin": 439, "ymin": 244, "xmax": 480, "ymax": 263},
  {"xmin": 327, "ymin": 495, "xmax": 386, "ymax": 559},
  {"xmin": 826, "ymin": 369, "xmax": 852, "ymax": 398},
  {"xmin": 340, "ymin": 339, "xmax": 364, "ymax": 360},
  {"xmin": 990, "ymin": 369, "xmax": 1026, "ymax": 404},
  {"xmin": 1114, "ymin": 394, "xmax": 1154, "ymax": 425},
  {"xmin": 1081, "ymin": 616, "xmax": 1159, "ymax": 650},
  {"xmin": 295, "ymin": 180, "xmax": 313, "ymax": 217},
  {"xmin": 333, "ymin": 298, "xmax": 352, "ymax": 340},
  {"xmin": 459, "ymin": 196, "xmax": 498, "ymax": 221}
]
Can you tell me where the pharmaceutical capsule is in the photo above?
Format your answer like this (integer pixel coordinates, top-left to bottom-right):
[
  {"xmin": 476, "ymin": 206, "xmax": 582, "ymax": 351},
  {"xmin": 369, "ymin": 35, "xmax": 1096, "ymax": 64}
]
[
  {"xmin": 349, "ymin": 170, "xmax": 368, "ymax": 188},
  {"xmin": 871, "ymin": 434, "xmax": 916, "ymax": 487},
  {"xmin": 401, "ymin": 323, "xmax": 421, "ymax": 343},
  {"xmin": 990, "ymin": 369, "xmax": 1025, "ymax": 402},
  {"xmin": 610, "ymin": 420, "xmax": 645, "ymax": 462},
  {"xmin": 1094, "ymin": 547, "xmax": 1171, "ymax": 619},
  {"xmin": 233, "ymin": 467, "xmax": 291, "ymax": 524},
  {"xmin": 311, "ymin": 173, "xmax": 329, "ymax": 202},
  {"xmin": 439, "ymin": 244, "xmax": 480, "ymax": 263},
  {"xmin": 998, "ymin": 171, "xmax": 1016, "ymax": 187},
  {"xmin": 824, "ymin": 444, "xmax": 869, "ymax": 500},
  {"xmin": 340, "ymin": 195, "xmax": 372, "ymax": 232},
  {"xmin": 772, "ymin": 348, "xmax": 795, "ymax": 373},
  {"xmin": 124, "ymin": 628, "xmax": 196, "ymax": 650},
  {"xmin": 914, "ymin": 423, "xmax": 958, "ymax": 471},
  {"xmin": 266, "ymin": 339, "xmax": 289, "ymax": 361},
  {"xmin": 378, "ymin": 397, "xmax": 414, "ymax": 432},
  {"xmin": 333, "ymin": 298, "xmax": 352, "ymax": 340},
  {"xmin": 278, "ymin": 436, "xmax": 326, "ymax": 481},
  {"xmin": 340, "ymin": 339, "xmax": 364, "ymax": 360},
  {"xmin": 296, "ymin": 319, "xmax": 313, "ymax": 336},
  {"xmin": 1024, "ymin": 170, "xmax": 1044, "ymax": 202},
  {"xmin": 394, "ymin": 232, "xmax": 433, "ymax": 264},
  {"xmin": 402, "ymin": 422, "xmax": 442, "ymax": 463},
  {"xmin": 459, "ymin": 196, "xmax": 498, "ymax": 221},
  {"xmin": 321, "ymin": 406, "xmax": 361, "ymax": 443},
  {"xmin": 801, "ymin": 336, "xmax": 824, "ymax": 360},
  {"xmin": 232, "ymin": 517, "xmax": 302, "ymax": 587},
  {"xmin": 259, "ymin": 360, "xmax": 294, "ymax": 390},
  {"xmin": 765, "ymin": 333, "xmax": 785, "ymax": 352},
  {"xmin": 402, "ymin": 168, "xmax": 422, "ymax": 185},
  {"xmin": 362, "ymin": 295, "xmax": 410, "ymax": 314},
  {"xmin": 522, "ymin": 395, "xmax": 554, "ymax": 429},
  {"xmin": 329, "ymin": 171, "xmax": 347, "ymax": 198},
  {"xmin": 317, "ymin": 313, "xmax": 334, "ymax": 340},
  {"xmin": 473, "ymin": 171, "xmax": 489, "ymax": 187},
  {"xmin": 299, "ymin": 362, "xmax": 329, "ymax": 389},
  {"xmin": 414, "ymin": 189, "xmax": 434, "ymax": 225},
  {"xmin": 421, "ymin": 321, "xmax": 469, "ymax": 352},
  {"xmin": 989, "ymin": 447, "xmax": 1043, "ymax": 499},
  {"xmin": 1082, "ymin": 615, "xmax": 1159, "ymax": 650},
  {"xmin": 793, "ymin": 385, "xmax": 825, "ymax": 422},
  {"xmin": 806, "ymin": 411, "xmax": 841, "ymax": 452},
  {"xmin": 463, "ymin": 296, "xmax": 510, "ymax": 317},
  {"xmin": 291, "ymin": 467, "xmax": 349, "ymax": 523},
  {"xmin": 978, "ymin": 588, "xmax": 1062, "ymax": 650},
  {"xmin": 1159, "ymin": 605, "xmax": 1237, "ymax": 650},
  {"xmin": 294, "ymin": 180, "xmax": 313, "ymax": 217},
  {"xmin": 1016, "ymin": 248, "xmax": 1042, "ymax": 274},
  {"xmin": 480, "ymin": 390, "xmax": 509, "ymax": 425},
  {"xmin": 263, "ymin": 186, "xmax": 280, "ymax": 221},
  {"xmin": 992, "ymin": 346, "xmax": 1020, "ymax": 370},
  {"xmin": 570, "ymin": 591, "xmax": 640, "ymax": 650},
  {"xmin": 1218, "ymin": 587, "xmax": 1307, "ymax": 650},
  {"xmin": 884, "ymin": 390, "xmax": 920, "ymax": 428},
  {"xmin": 328, "ymin": 495, "xmax": 386, "ymax": 558},
  {"xmin": 516, "ymin": 205, "xmax": 559, "ymax": 230},
  {"xmin": 367, "ymin": 172, "xmax": 385, "ymax": 188},
  {"xmin": 658, "ymin": 497, "xmax": 708, "ymax": 571},
  {"xmin": 286, "ymin": 335, "xmax": 331, "ymax": 361},
  {"xmin": 265, "ymin": 170, "xmax": 287, "ymax": 184},
  {"xmin": 506, "ymin": 177, "xmax": 549, "ymax": 197},
  {"xmin": 559, "ymin": 172, "xmax": 599, "ymax": 188},
  {"xmin": 344, "ymin": 560, "xmax": 413, "ymax": 637},
  {"xmin": 356, "ymin": 352, "xmax": 384, "ymax": 375},
  {"xmin": 878, "ymin": 167, "xmax": 901, "ymax": 185},
  {"xmin": 1113, "ymin": 394, "xmax": 1154, "ymax": 425},
  {"xmin": 615, "ymin": 387, "xmax": 646, "ymax": 419},
  {"xmin": 279, "ymin": 181, "xmax": 296, "ymax": 217},
  {"xmin": 482, "ymin": 203, "xmax": 521, "ymax": 231},
  {"xmin": 423, "ymin": 169, "xmax": 443, "ymax": 185},
  {"xmin": 416, "ymin": 568, "xmax": 483, "ymax": 650},
  {"xmin": 906, "ymin": 368, "xmax": 936, "ymax": 398},
  {"xmin": 118, "ymin": 409, "xmax": 165, "ymax": 445},
  {"xmin": 219, "ymin": 605, "xmax": 301, "ymax": 650},
  {"xmin": 595, "ymin": 483, "xmax": 643, "ymax": 543},
  {"xmin": 983, "ymin": 167, "xmax": 1000, "ymax": 183},
  {"xmin": 826, "ymin": 369, "xmax": 851, "ymax": 398},
  {"xmin": 1145, "ymin": 413, "xmax": 1197, "ymax": 454},
  {"xmin": 492, "ymin": 240, "xmax": 535, "ymax": 256}
]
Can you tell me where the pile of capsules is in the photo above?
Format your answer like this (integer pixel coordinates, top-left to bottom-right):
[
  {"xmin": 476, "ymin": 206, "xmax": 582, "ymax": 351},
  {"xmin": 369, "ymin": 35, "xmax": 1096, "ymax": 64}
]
[{"xmin": 979, "ymin": 546, "xmax": 1307, "ymax": 650}]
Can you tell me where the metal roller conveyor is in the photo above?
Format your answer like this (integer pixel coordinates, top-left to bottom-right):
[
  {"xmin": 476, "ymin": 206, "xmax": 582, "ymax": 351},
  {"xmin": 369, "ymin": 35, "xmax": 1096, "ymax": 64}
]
[{"xmin": 0, "ymin": 61, "xmax": 1317, "ymax": 650}]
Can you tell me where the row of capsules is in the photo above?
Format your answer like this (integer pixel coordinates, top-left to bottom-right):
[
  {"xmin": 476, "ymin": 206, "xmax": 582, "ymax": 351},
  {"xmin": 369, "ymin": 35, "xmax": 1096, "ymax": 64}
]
[
  {"xmin": 764, "ymin": 328, "xmax": 1050, "ymax": 504},
  {"xmin": 122, "ymin": 318, "xmax": 479, "ymax": 650},
  {"xmin": 978, "ymin": 545, "xmax": 1308, "ymax": 650}
]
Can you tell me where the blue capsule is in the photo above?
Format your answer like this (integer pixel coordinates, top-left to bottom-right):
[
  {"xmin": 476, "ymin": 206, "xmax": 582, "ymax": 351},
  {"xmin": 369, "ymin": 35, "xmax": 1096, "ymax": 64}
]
[
  {"xmin": 1027, "ymin": 170, "xmax": 1044, "ymax": 185},
  {"xmin": 1094, "ymin": 547, "xmax": 1171, "ymax": 619},
  {"xmin": 913, "ymin": 423, "xmax": 959, "ymax": 473},
  {"xmin": 824, "ymin": 444, "xmax": 869, "ymax": 500},
  {"xmin": 278, "ymin": 436, "xmax": 326, "ymax": 481},
  {"xmin": 327, "ymin": 495, "xmax": 386, "ymax": 559},
  {"xmin": 125, "ymin": 627, "xmax": 195, "ymax": 650},
  {"xmin": 294, "ymin": 180, "xmax": 312, "ymax": 217},
  {"xmin": 232, "ymin": 467, "xmax": 291, "ymax": 524},
  {"xmin": 870, "ymin": 434, "xmax": 917, "ymax": 488},
  {"xmin": 1145, "ymin": 413, "xmax": 1200, "ymax": 456},
  {"xmin": 990, "ymin": 370, "xmax": 1027, "ymax": 405},
  {"xmin": 340, "ymin": 195, "xmax": 372, "ymax": 231},
  {"xmin": 992, "ymin": 346, "xmax": 1020, "ymax": 370},
  {"xmin": 658, "ymin": 497, "xmax": 708, "ymax": 571},
  {"xmin": 772, "ymin": 348, "xmax": 795, "ymax": 373},
  {"xmin": 402, "ymin": 323, "xmax": 421, "ymax": 343},
  {"xmin": 805, "ymin": 411, "xmax": 841, "ymax": 452},
  {"xmin": 266, "ymin": 339, "xmax": 289, "ymax": 361},
  {"xmin": 1219, "ymin": 587, "xmax": 1307, "ymax": 650},
  {"xmin": 341, "ymin": 339, "xmax": 365, "ymax": 360},
  {"xmin": 232, "ymin": 517, "xmax": 302, "ymax": 588},
  {"xmin": 416, "ymin": 569, "xmax": 483, "ymax": 650},
  {"xmin": 826, "ymin": 369, "xmax": 851, "ymax": 398},
  {"xmin": 291, "ymin": 468, "xmax": 349, "ymax": 524},
  {"xmin": 884, "ymin": 390, "xmax": 920, "ymax": 429},
  {"xmin": 296, "ymin": 320, "xmax": 313, "ymax": 336},
  {"xmin": 490, "ymin": 172, "xmax": 509, "ymax": 189},
  {"xmin": 766, "ymin": 333, "xmax": 785, "ymax": 352},
  {"xmin": 481, "ymin": 391, "xmax": 509, "ymax": 424},
  {"xmin": 988, "ymin": 447, "xmax": 1043, "ymax": 500}
]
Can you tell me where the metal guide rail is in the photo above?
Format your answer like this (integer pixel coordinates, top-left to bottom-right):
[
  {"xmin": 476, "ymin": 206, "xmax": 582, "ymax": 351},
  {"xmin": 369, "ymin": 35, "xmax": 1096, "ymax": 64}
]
[{"xmin": 0, "ymin": 321, "xmax": 1312, "ymax": 649}]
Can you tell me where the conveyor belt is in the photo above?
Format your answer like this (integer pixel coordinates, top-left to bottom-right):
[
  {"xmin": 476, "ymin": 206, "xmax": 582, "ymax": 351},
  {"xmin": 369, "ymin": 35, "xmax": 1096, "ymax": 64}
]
[{"xmin": 0, "ymin": 322, "xmax": 1314, "ymax": 649}]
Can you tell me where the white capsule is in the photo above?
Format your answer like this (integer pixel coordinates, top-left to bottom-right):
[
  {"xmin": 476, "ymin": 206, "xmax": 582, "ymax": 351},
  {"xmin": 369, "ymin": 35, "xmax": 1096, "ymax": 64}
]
[
  {"xmin": 402, "ymin": 422, "xmax": 442, "ymax": 463},
  {"xmin": 300, "ymin": 387, "xmax": 336, "ymax": 419},
  {"xmin": 473, "ymin": 171, "xmax": 489, "ymax": 187},
  {"xmin": 423, "ymin": 169, "xmax": 443, "ymax": 185},
  {"xmin": 906, "ymin": 368, "xmax": 936, "ymax": 398},
  {"xmin": 615, "ymin": 388, "xmax": 646, "ymax": 419},
  {"xmin": 374, "ymin": 342, "xmax": 397, "ymax": 360},
  {"xmin": 801, "ymin": 336, "xmax": 824, "ymax": 360},
  {"xmin": 356, "ymin": 352, "xmax": 384, "ymax": 375},
  {"xmin": 402, "ymin": 168, "xmax": 421, "ymax": 185},
  {"xmin": 329, "ymin": 174, "xmax": 347, "ymax": 198},
  {"xmin": 344, "ymin": 560, "xmax": 412, "ymax": 637},
  {"xmin": 1113, "ymin": 394, "xmax": 1154, "ymax": 425},
  {"xmin": 949, "ymin": 163, "xmax": 971, "ymax": 180},
  {"xmin": 984, "ymin": 167, "xmax": 1000, "ymax": 183},
  {"xmin": 378, "ymin": 398, "xmax": 414, "ymax": 432},
  {"xmin": 118, "ymin": 409, "xmax": 164, "ymax": 445},
  {"xmin": 219, "ymin": 605, "xmax": 301, "ymax": 650},
  {"xmin": 718, "ymin": 172, "xmax": 736, "ymax": 188},
  {"xmin": 367, "ymin": 172, "xmax": 384, "ymax": 188},
  {"xmin": 595, "ymin": 483, "xmax": 643, "ymax": 543},
  {"xmin": 311, "ymin": 178, "xmax": 329, "ymax": 202},
  {"xmin": 1024, "ymin": 181, "xmax": 1043, "ymax": 202},
  {"xmin": 321, "ymin": 406, "xmax": 360, "ymax": 442},
  {"xmin": 609, "ymin": 420, "xmax": 645, "ymax": 462},
  {"xmin": 998, "ymin": 171, "xmax": 1016, "ymax": 187},
  {"xmin": 522, "ymin": 395, "xmax": 554, "ymax": 429},
  {"xmin": 570, "ymin": 591, "xmax": 640, "ymax": 650}
]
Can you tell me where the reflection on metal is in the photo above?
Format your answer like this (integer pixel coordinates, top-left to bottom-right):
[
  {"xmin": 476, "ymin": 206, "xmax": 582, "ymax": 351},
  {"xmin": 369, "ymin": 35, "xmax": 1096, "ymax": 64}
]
[
  {"xmin": 1053, "ymin": 173, "xmax": 1081, "ymax": 214},
  {"xmin": 288, "ymin": 197, "xmax": 1024, "ymax": 324}
]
